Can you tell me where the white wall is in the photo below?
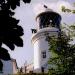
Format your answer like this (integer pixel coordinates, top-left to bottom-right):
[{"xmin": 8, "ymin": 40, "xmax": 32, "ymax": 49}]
[{"xmin": 32, "ymin": 27, "xmax": 59, "ymax": 72}]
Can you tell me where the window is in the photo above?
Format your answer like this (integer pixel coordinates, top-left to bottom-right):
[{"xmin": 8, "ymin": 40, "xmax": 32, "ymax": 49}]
[
  {"xmin": 42, "ymin": 51, "xmax": 46, "ymax": 58},
  {"xmin": 41, "ymin": 67, "xmax": 44, "ymax": 73}
]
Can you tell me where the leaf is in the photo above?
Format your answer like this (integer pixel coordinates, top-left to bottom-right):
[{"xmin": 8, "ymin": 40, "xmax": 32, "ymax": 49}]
[
  {"xmin": 23, "ymin": 0, "xmax": 31, "ymax": 3},
  {"xmin": 0, "ymin": 60, "xmax": 3, "ymax": 71},
  {"xmin": 0, "ymin": 12, "xmax": 23, "ymax": 50},
  {"xmin": 3, "ymin": 40, "xmax": 15, "ymax": 50},
  {"xmin": 72, "ymin": 10, "xmax": 75, "ymax": 13},
  {"xmin": 0, "ymin": 0, "xmax": 5, "ymax": 4},
  {"xmin": 70, "ymin": 25, "xmax": 75, "ymax": 30},
  {"xmin": 0, "ymin": 47, "xmax": 11, "ymax": 60},
  {"xmin": 61, "ymin": 6, "xmax": 66, "ymax": 12},
  {"xmin": 7, "ymin": 0, "xmax": 20, "ymax": 10},
  {"xmin": 13, "ymin": 37, "xmax": 23, "ymax": 47}
]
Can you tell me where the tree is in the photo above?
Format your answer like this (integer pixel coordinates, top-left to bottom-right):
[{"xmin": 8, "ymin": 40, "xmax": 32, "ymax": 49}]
[
  {"xmin": 61, "ymin": 6, "xmax": 75, "ymax": 13},
  {"xmin": 61, "ymin": 3, "xmax": 75, "ymax": 14},
  {"xmin": 47, "ymin": 24, "xmax": 75, "ymax": 75},
  {"xmin": 0, "ymin": 0, "xmax": 31, "ymax": 71}
]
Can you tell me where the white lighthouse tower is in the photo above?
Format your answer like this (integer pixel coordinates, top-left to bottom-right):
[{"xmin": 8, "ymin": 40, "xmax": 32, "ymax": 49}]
[{"xmin": 31, "ymin": 5, "xmax": 61, "ymax": 73}]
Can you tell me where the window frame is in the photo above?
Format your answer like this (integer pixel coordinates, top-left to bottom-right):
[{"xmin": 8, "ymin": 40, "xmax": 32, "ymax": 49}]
[{"xmin": 41, "ymin": 51, "xmax": 46, "ymax": 59}]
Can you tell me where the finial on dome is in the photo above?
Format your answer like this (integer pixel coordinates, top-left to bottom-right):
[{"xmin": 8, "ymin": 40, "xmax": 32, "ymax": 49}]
[{"xmin": 44, "ymin": 5, "xmax": 48, "ymax": 8}]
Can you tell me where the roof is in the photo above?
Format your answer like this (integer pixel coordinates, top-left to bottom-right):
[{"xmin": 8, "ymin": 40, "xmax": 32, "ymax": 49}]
[{"xmin": 36, "ymin": 7, "xmax": 61, "ymax": 20}]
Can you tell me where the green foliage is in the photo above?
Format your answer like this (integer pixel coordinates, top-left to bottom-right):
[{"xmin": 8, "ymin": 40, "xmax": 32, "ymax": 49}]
[
  {"xmin": 47, "ymin": 24, "xmax": 75, "ymax": 75},
  {"xmin": 61, "ymin": 6, "xmax": 75, "ymax": 14},
  {"xmin": 62, "ymin": 23, "xmax": 75, "ymax": 38}
]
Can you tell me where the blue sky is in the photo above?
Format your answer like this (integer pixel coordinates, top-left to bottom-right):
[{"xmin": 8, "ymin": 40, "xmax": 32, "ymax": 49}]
[{"xmin": 6, "ymin": 0, "xmax": 75, "ymax": 67}]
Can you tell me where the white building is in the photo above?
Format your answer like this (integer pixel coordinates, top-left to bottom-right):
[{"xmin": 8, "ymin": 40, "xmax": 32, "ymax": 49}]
[
  {"xmin": 31, "ymin": 5, "xmax": 61, "ymax": 73},
  {"xmin": 0, "ymin": 59, "xmax": 18, "ymax": 75}
]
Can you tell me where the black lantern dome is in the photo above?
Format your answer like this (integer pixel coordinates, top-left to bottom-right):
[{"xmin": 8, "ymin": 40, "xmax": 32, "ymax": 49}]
[{"xmin": 36, "ymin": 5, "xmax": 61, "ymax": 29}]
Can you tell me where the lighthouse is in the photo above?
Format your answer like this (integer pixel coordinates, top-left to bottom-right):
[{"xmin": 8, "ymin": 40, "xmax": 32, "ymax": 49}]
[{"xmin": 31, "ymin": 5, "xmax": 61, "ymax": 73}]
